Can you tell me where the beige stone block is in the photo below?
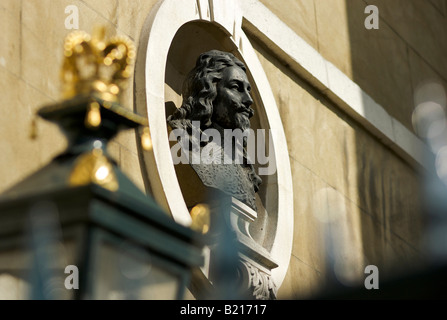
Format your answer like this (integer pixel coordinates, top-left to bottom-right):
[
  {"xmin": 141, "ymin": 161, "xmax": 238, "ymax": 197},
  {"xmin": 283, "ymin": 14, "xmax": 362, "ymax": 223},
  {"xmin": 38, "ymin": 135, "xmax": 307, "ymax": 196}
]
[
  {"xmin": 329, "ymin": 199, "xmax": 424, "ymax": 282},
  {"xmin": 354, "ymin": 128, "xmax": 424, "ymax": 248},
  {"xmin": 114, "ymin": 126, "xmax": 138, "ymax": 153},
  {"xmin": 253, "ymin": 23, "xmax": 364, "ymax": 207},
  {"xmin": 345, "ymin": 0, "xmax": 414, "ymax": 132},
  {"xmin": 79, "ymin": 0, "xmax": 118, "ymax": 25},
  {"xmin": 115, "ymin": 128, "xmax": 146, "ymax": 193},
  {"xmin": 308, "ymin": 186, "xmax": 422, "ymax": 288},
  {"xmin": 21, "ymin": 0, "xmax": 79, "ymax": 100},
  {"xmin": 107, "ymin": 141, "xmax": 121, "ymax": 165},
  {"xmin": 317, "ymin": 187, "xmax": 368, "ymax": 287},
  {"xmin": 311, "ymin": 101, "xmax": 360, "ymax": 202},
  {"xmin": 354, "ymin": 203, "xmax": 387, "ymax": 270},
  {"xmin": 253, "ymin": 35, "xmax": 423, "ymax": 252},
  {"xmin": 259, "ymin": 0, "xmax": 318, "ymax": 50},
  {"xmin": 365, "ymin": 0, "xmax": 447, "ymax": 80},
  {"xmin": 119, "ymin": 78, "xmax": 134, "ymax": 114},
  {"xmin": 252, "ymin": 39, "xmax": 360, "ymax": 208},
  {"xmin": 20, "ymin": 0, "xmax": 117, "ymax": 39},
  {"xmin": 21, "ymin": 0, "xmax": 82, "ymax": 49},
  {"xmin": 116, "ymin": 0, "xmax": 160, "ymax": 40},
  {"xmin": 409, "ymin": 47, "xmax": 447, "ymax": 108},
  {"xmin": 0, "ymin": 5, "xmax": 20, "ymax": 76},
  {"xmin": 383, "ymin": 230, "xmax": 425, "ymax": 276},
  {"xmin": 20, "ymin": 26, "xmax": 63, "ymax": 101},
  {"xmin": 20, "ymin": 0, "xmax": 124, "ymax": 101},
  {"xmin": 429, "ymin": 0, "xmax": 446, "ymax": 15},
  {"xmin": 290, "ymin": 159, "xmax": 326, "ymax": 272},
  {"xmin": 26, "ymin": 101, "xmax": 66, "ymax": 170},
  {"xmin": 314, "ymin": 0, "xmax": 352, "ymax": 77},
  {"xmin": 0, "ymin": 0, "xmax": 21, "ymax": 11},
  {"xmin": 0, "ymin": 69, "xmax": 66, "ymax": 194},
  {"xmin": 253, "ymin": 35, "xmax": 424, "ymax": 284},
  {"xmin": 277, "ymin": 255, "xmax": 324, "ymax": 299},
  {"xmin": 119, "ymin": 146, "xmax": 146, "ymax": 194},
  {"xmin": 282, "ymin": 182, "xmax": 423, "ymax": 298},
  {"xmin": 251, "ymin": 40, "xmax": 318, "ymax": 171},
  {"xmin": 77, "ymin": 6, "xmax": 118, "ymax": 40}
]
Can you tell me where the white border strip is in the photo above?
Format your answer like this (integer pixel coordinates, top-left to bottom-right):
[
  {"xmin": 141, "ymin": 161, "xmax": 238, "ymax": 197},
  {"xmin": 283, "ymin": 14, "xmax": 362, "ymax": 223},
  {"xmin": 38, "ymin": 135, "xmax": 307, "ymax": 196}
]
[{"xmin": 240, "ymin": 0, "xmax": 430, "ymax": 169}]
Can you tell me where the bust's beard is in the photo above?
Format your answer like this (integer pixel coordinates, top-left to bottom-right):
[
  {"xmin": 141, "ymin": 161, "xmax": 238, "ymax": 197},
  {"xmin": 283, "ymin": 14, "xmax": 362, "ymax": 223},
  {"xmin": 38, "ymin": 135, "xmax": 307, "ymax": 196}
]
[{"xmin": 235, "ymin": 113, "xmax": 251, "ymax": 131}]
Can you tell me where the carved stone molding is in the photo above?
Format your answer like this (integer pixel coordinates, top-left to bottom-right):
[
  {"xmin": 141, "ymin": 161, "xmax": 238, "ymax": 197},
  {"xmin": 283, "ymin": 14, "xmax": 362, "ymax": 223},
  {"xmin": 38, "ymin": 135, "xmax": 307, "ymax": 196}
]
[
  {"xmin": 207, "ymin": 196, "xmax": 279, "ymax": 300},
  {"xmin": 239, "ymin": 260, "xmax": 277, "ymax": 300}
]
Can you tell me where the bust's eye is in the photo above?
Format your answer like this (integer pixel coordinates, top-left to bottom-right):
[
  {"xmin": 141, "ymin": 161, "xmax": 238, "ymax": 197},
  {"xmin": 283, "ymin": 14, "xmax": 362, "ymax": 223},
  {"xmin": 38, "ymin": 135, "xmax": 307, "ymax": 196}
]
[{"xmin": 230, "ymin": 84, "xmax": 240, "ymax": 90}]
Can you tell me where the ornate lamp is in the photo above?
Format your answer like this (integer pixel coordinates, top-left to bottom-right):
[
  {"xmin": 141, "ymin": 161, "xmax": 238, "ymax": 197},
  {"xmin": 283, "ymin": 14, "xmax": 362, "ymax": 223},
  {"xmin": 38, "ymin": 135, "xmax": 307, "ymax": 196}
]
[{"xmin": 0, "ymin": 27, "xmax": 203, "ymax": 300}]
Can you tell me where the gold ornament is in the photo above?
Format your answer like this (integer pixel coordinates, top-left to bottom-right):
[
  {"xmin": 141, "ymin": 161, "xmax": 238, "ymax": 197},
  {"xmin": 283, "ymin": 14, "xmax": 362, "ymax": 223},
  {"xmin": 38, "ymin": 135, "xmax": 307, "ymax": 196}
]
[
  {"xmin": 69, "ymin": 148, "xmax": 118, "ymax": 192},
  {"xmin": 141, "ymin": 127, "xmax": 153, "ymax": 151},
  {"xmin": 61, "ymin": 26, "xmax": 136, "ymax": 103},
  {"xmin": 190, "ymin": 203, "xmax": 211, "ymax": 234}
]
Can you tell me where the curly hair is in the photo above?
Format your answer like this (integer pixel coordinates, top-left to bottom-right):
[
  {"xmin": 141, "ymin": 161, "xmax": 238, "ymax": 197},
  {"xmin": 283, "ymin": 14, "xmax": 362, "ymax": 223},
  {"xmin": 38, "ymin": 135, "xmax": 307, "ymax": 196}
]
[
  {"xmin": 167, "ymin": 50, "xmax": 262, "ymax": 198},
  {"xmin": 167, "ymin": 50, "xmax": 246, "ymax": 130}
]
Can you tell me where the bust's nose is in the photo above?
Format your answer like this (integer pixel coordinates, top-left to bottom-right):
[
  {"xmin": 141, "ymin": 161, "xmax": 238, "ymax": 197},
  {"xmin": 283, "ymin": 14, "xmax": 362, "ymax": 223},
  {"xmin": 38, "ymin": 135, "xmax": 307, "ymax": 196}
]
[{"xmin": 242, "ymin": 91, "xmax": 253, "ymax": 108}]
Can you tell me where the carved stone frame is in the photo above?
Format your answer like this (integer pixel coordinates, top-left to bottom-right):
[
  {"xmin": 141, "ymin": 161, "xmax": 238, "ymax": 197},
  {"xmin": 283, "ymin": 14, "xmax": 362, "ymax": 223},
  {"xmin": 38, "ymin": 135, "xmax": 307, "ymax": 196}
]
[{"xmin": 134, "ymin": 0, "xmax": 294, "ymax": 291}]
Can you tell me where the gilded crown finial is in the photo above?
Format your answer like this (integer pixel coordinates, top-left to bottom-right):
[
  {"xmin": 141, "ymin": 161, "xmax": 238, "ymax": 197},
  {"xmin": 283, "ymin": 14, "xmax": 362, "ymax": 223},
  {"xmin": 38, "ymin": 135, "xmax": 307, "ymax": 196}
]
[
  {"xmin": 61, "ymin": 26, "xmax": 136, "ymax": 103},
  {"xmin": 35, "ymin": 26, "xmax": 152, "ymax": 153}
]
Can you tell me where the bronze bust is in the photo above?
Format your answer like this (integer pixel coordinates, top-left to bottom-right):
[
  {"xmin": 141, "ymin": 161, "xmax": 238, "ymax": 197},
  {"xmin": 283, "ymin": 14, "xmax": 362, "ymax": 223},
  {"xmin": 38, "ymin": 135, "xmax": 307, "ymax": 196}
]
[{"xmin": 167, "ymin": 50, "xmax": 261, "ymax": 211}]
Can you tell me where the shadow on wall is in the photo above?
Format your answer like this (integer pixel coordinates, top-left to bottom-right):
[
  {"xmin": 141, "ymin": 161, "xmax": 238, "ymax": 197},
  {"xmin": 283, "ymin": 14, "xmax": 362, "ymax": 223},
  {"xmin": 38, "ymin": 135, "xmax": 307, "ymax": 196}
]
[
  {"xmin": 302, "ymin": 0, "xmax": 447, "ymax": 299},
  {"xmin": 344, "ymin": 0, "xmax": 447, "ymax": 294}
]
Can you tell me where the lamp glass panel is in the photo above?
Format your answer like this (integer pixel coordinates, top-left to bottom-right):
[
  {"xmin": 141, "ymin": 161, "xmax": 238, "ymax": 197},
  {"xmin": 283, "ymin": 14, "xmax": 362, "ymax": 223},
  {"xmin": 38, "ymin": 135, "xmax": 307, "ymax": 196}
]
[
  {"xmin": 94, "ymin": 241, "xmax": 180, "ymax": 300},
  {"xmin": 0, "ymin": 247, "xmax": 31, "ymax": 299},
  {"xmin": 0, "ymin": 238, "xmax": 77, "ymax": 300}
]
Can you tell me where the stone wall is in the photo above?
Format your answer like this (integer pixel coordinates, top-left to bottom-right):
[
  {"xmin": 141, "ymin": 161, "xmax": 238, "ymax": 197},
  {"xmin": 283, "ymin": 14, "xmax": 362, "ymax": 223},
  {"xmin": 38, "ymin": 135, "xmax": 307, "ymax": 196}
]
[
  {"xmin": 253, "ymin": 39, "xmax": 424, "ymax": 298},
  {"xmin": 257, "ymin": 0, "xmax": 446, "ymax": 298},
  {"xmin": 261, "ymin": 0, "xmax": 447, "ymax": 133},
  {"xmin": 1, "ymin": 0, "xmax": 445, "ymax": 299},
  {"xmin": 0, "ymin": 0, "xmax": 157, "ymax": 195}
]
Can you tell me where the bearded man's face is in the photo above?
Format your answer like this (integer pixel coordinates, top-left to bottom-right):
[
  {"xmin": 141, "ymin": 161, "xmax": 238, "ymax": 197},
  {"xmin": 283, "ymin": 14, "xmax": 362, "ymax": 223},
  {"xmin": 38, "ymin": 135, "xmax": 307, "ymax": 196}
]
[{"xmin": 211, "ymin": 66, "xmax": 254, "ymax": 131}]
